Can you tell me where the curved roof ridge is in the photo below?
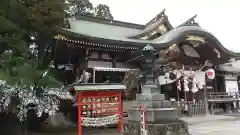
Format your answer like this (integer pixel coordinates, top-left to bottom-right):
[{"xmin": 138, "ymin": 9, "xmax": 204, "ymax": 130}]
[
  {"xmin": 73, "ymin": 14, "xmax": 145, "ymax": 30},
  {"xmin": 128, "ymin": 18, "xmax": 165, "ymax": 39},
  {"xmin": 55, "ymin": 26, "xmax": 240, "ymax": 58},
  {"xmin": 153, "ymin": 25, "xmax": 240, "ymax": 57},
  {"xmin": 128, "ymin": 14, "xmax": 173, "ymax": 39}
]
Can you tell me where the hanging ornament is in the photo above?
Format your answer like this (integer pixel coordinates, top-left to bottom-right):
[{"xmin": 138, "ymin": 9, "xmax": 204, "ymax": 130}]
[
  {"xmin": 177, "ymin": 80, "xmax": 181, "ymax": 90},
  {"xmin": 183, "ymin": 77, "xmax": 189, "ymax": 92},
  {"xmin": 191, "ymin": 77, "xmax": 198, "ymax": 93}
]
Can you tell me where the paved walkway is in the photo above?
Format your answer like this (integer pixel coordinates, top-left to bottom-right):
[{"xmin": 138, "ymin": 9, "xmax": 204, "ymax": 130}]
[
  {"xmin": 30, "ymin": 114, "xmax": 240, "ymax": 135},
  {"xmin": 181, "ymin": 114, "xmax": 240, "ymax": 125},
  {"xmin": 189, "ymin": 119, "xmax": 240, "ymax": 135}
]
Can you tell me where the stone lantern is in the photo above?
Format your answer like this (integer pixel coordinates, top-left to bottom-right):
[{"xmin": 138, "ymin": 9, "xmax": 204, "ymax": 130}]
[{"xmin": 124, "ymin": 44, "xmax": 190, "ymax": 135}]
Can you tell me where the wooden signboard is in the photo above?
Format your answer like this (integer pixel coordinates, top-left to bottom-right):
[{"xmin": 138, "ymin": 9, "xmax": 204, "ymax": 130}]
[{"xmin": 74, "ymin": 84, "xmax": 124, "ymax": 135}]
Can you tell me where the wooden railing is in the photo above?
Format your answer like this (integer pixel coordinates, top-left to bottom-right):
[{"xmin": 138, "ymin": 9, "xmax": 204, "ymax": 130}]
[
  {"xmin": 208, "ymin": 92, "xmax": 240, "ymax": 101},
  {"xmin": 192, "ymin": 92, "xmax": 240, "ymax": 102}
]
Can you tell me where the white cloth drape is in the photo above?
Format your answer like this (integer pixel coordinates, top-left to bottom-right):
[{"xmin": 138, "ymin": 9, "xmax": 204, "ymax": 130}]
[
  {"xmin": 183, "ymin": 76, "xmax": 189, "ymax": 92},
  {"xmin": 157, "ymin": 70, "xmax": 205, "ymax": 93},
  {"xmin": 191, "ymin": 77, "xmax": 198, "ymax": 93}
]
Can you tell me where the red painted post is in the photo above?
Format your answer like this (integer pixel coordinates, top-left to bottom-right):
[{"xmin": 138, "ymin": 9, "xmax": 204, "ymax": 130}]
[
  {"xmin": 118, "ymin": 92, "xmax": 123, "ymax": 133},
  {"xmin": 78, "ymin": 93, "xmax": 82, "ymax": 135}
]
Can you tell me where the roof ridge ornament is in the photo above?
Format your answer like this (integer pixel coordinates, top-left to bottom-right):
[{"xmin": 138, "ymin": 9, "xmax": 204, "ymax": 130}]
[
  {"xmin": 146, "ymin": 9, "xmax": 166, "ymax": 26},
  {"xmin": 178, "ymin": 14, "xmax": 199, "ymax": 27},
  {"xmin": 142, "ymin": 44, "xmax": 156, "ymax": 51}
]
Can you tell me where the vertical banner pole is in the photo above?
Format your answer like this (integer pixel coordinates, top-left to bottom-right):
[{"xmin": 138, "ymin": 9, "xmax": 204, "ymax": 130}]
[
  {"xmin": 140, "ymin": 104, "xmax": 147, "ymax": 135},
  {"xmin": 78, "ymin": 92, "xmax": 82, "ymax": 135}
]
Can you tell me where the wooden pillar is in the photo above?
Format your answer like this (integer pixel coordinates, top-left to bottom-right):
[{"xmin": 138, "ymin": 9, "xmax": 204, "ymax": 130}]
[
  {"xmin": 236, "ymin": 100, "xmax": 240, "ymax": 112},
  {"xmin": 112, "ymin": 58, "xmax": 116, "ymax": 68},
  {"xmin": 84, "ymin": 48, "xmax": 89, "ymax": 70},
  {"xmin": 76, "ymin": 68, "xmax": 80, "ymax": 82},
  {"xmin": 204, "ymin": 75, "xmax": 209, "ymax": 115},
  {"xmin": 226, "ymin": 103, "xmax": 231, "ymax": 113},
  {"xmin": 209, "ymin": 103, "xmax": 214, "ymax": 114},
  {"xmin": 93, "ymin": 69, "xmax": 96, "ymax": 83}
]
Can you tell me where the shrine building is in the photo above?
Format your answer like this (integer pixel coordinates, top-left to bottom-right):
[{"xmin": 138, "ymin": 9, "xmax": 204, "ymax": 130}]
[{"xmin": 54, "ymin": 9, "xmax": 240, "ymax": 109}]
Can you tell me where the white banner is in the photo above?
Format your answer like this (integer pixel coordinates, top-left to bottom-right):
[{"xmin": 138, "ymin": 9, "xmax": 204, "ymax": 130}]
[{"xmin": 140, "ymin": 104, "xmax": 147, "ymax": 135}]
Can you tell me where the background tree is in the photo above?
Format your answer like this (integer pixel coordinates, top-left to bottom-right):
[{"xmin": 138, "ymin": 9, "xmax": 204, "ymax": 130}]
[
  {"xmin": 0, "ymin": 0, "xmax": 65, "ymax": 86},
  {"xmin": 0, "ymin": 0, "xmax": 114, "ymax": 125},
  {"xmin": 66, "ymin": 0, "xmax": 114, "ymax": 20},
  {"xmin": 24, "ymin": 0, "xmax": 65, "ymax": 67},
  {"xmin": 0, "ymin": 0, "xmax": 72, "ymax": 125},
  {"xmin": 94, "ymin": 4, "xmax": 113, "ymax": 20},
  {"xmin": 66, "ymin": 0, "xmax": 94, "ymax": 16}
]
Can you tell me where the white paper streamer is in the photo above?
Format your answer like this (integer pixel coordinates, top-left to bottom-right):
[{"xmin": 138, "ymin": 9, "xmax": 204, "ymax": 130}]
[{"xmin": 81, "ymin": 114, "xmax": 119, "ymax": 127}]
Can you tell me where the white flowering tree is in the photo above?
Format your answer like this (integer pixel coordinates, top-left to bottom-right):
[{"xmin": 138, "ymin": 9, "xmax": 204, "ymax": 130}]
[
  {"xmin": 0, "ymin": 2, "xmax": 74, "ymax": 133},
  {"xmin": 0, "ymin": 51, "xmax": 74, "ymax": 122}
]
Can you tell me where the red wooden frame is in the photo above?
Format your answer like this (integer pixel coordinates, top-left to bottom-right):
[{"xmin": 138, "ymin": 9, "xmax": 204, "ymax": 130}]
[{"xmin": 78, "ymin": 91, "xmax": 122, "ymax": 135}]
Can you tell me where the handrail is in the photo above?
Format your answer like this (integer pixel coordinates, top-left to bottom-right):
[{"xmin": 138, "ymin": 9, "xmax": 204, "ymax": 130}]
[{"xmin": 192, "ymin": 92, "xmax": 240, "ymax": 101}]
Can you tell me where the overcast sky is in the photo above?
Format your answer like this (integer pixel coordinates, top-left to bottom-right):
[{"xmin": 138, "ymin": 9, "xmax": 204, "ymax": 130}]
[{"xmin": 90, "ymin": 0, "xmax": 240, "ymax": 52}]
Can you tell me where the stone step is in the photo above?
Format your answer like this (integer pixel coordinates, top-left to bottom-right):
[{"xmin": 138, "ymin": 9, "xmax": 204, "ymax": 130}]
[
  {"xmin": 127, "ymin": 107, "xmax": 179, "ymax": 122},
  {"xmin": 124, "ymin": 119, "xmax": 190, "ymax": 135},
  {"xmin": 136, "ymin": 93, "xmax": 165, "ymax": 101},
  {"xmin": 130, "ymin": 100, "xmax": 171, "ymax": 108}
]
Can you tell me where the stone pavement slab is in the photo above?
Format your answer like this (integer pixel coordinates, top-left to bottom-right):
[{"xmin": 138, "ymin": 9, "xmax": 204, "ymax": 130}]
[
  {"xmin": 189, "ymin": 119, "xmax": 240, "ymax": 135},
  {"xmin": 30, "ymin": 114, "xmax": 240, "ymax": 135}
]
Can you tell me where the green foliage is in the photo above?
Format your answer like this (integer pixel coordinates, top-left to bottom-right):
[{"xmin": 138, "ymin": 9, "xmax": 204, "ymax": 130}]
[
  {"xmin": 0, "ymin": 0, "xmax": 114, "ymax": 87},
  {"xmin": 0, "ymin": 52, "xmax": 62, "ymax": 87},
  {"xmin": 94, "ymin": 4, "xmax": 113, "ymax": 20},
  {"xmin": 24, "ymin": 0, "xmax": 65, "ymax": 34},
  {"xmin": 67, "ymin": 0, "xmax": 114, "ymax": 20},
  {"xmin": 0, "ymin": 0, "xmax": 64, "ymax": 87},
  {"xmin": 67, "ymin": 0, "xmax": 94, "ymax": 16},
  {"xmin": 0, "ymin": 16, "xmax": 18, "ymax": 33}
]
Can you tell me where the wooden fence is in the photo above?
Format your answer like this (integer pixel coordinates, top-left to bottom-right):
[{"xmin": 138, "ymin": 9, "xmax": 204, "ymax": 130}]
[{"xmin": 171, "ymin": 101, "xmax": 205, "ymax": 117}]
